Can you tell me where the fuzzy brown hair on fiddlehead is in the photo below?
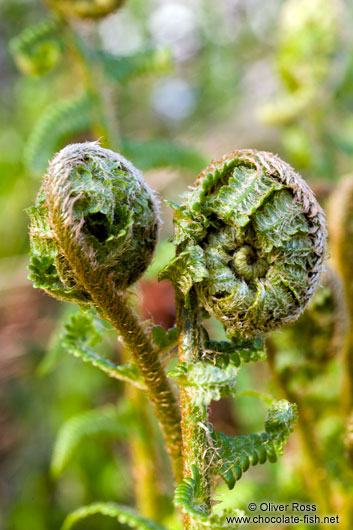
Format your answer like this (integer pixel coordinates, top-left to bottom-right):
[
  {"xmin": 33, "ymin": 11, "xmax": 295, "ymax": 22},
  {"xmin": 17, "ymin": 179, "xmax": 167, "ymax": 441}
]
[
  {"xmin": 49, "ymin": 0, "xmax": 125, "ymax": 19},
  {"xmin": 161, "ymin": 150, "xmax": 327, "ymax": 339},
  {"xmin": 28, "ymin": 141, "xmax": 160, "ymax": 304}
]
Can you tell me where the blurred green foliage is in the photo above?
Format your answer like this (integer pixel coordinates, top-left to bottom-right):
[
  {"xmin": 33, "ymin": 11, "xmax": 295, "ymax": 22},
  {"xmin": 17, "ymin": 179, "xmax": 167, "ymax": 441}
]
[{"xmin": 2, "ymin": 0, "xmax": 353, "ymax": 529}]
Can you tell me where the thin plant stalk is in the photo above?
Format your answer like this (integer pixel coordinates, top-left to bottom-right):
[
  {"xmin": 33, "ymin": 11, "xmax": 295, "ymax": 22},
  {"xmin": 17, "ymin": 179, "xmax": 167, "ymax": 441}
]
[{"xmin": 176, "ymin": 290, "xmax": 211, "ymax": 529}]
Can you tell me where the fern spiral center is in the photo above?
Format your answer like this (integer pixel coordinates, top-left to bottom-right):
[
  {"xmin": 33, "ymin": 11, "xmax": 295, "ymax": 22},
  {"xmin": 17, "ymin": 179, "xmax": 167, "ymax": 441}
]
[
  {"xmin": 163, "ymin": 150, "xmax": 327, "ymax": 339},
  {"xmin": 232, "ymin": 245, "xmax": 267, "ymax": 281}
]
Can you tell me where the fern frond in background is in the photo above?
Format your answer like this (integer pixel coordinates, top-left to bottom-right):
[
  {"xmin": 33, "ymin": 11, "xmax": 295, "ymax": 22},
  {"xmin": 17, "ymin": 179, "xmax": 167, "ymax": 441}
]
[
  {"xmin": 10, "ymin": 16, "xmax": 64, "ymax": 76},
  {"xmin": 62, "ymin": 312, "xmax": 145, "ymax": 388},
  {"xmin": 61, "ymin": 502, "xmax": 166, "ymax": 530},
  {"xmin": 24, "ymin": 93, "xmax": 96, "ymax": 174},
  {"xmin": 51, "ymin": 402, "xmax": 131, "ymax": 477}
]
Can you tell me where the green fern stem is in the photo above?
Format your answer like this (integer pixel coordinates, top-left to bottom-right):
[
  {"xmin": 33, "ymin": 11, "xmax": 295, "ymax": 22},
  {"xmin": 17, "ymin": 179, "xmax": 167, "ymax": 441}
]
[
  {"xmin": 266, "ymin": 339, "xmax": 334, "ymax": 514},
  {"xmin": 176, "ymin": 290, "xmax": 212, "ymax": 528}
]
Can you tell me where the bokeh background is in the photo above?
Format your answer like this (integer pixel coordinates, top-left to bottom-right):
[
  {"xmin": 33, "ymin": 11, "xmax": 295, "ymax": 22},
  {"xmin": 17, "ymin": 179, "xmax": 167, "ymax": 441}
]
[{"xmin": 1, "ymin": 0, "xmax": 353, "ymax": 529}]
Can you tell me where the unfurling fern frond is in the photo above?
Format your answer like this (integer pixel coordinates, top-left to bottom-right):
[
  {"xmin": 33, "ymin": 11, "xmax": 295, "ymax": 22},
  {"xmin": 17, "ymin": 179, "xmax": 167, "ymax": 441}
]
[
  {"xmin": 24, "ymin": 93, "xmax": 96, "ymax": 174},
  {"xmin": 61, "ymin": 502, "xmax": 166, "ymax": 530},
  {"xmin": 174, "ymin": 466, "xmax": 243, "ymax": 528},
  {"xmin": 62, "ymin": 312, "xmax": 145, "ymax": 388},
  {"xmin": 10, "ymin": 17, "xmax": 63, "ymax": 76},
  {"xmin": 163, "ymin": 150, "xmax": 327, "ymax": 337},
  {"xmin": 51, "ymin": 403, "xmax": 131, "ymax": 477},
  {"xmin": 209, "ymin": 400, "xmax": 298, "ymax": 489},
  {"xmin": 258, "ymin": 0, "xmax": 340, "ymax": 125},
  {"xmin": 27, "ymin": 141, "xmax": 182, "ymax": 477},
  {"xmin": 174, "ymin": 465, "xmax": 208, "ymax": 519}
]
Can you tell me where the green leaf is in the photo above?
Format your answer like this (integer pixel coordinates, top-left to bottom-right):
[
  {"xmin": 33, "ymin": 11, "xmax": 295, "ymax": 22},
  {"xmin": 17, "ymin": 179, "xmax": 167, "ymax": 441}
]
[
  {"xmin": 61, "ymin": 502, "xmax": 166, "ymax": 530},
  {"xmin": 63, "ymin": 312, "xmax": 103, "ymax": 346},
  {"xmin": 25, "ymin": 92, "xmax": 96, "ymax": 174},
  {"xmin": 228, "ymin": 334, "xmax": 266, "ymax": 363},
  {"xmin": 207, "ymin": 167, "xmax": 283, "ymax": 227},
  {"xmin": 209, "ymin": 400, "xmax": 298, "ymax": 489},
  {"xmin": 51, "ymin": 403, "xmax": 131, "ymax": 477},
  {"xmin": 168, "ymin": 362, "xmax": 237, "ymax": 406},
  {"xmin": 265, "ymin": 399, "xmax": 298, "ymax": 437},
  {"xmin": 174, "ymin": 465, "xmax": 209, "ymax": 519},
  {"xmin": 174, "ymin": 466, "xmax": 243, "ymax": 528},
  {"xmin": 152, "ymin": 325, "xmax": 177, "ymax": 351},
  {"xmin": 121, "ymin": 138, "xmax": 207, "ymax": 173},
  {"xmin": 159, "ymin": 245, "xmax": 209, "ymax": 299},
  {"xmin": 37, "ymin": 306, "xmax": 76, "ymax": 376},
  {"xmin": 200, "ymin": 328, "xmax": 266, "ymax": 367},
  {"xmin": 62, "ymin": 312, "xmax": 145, "ymax": 389},
  {"xmin": 28, "ymin": 254, "xmax": 63, "ymax": 290}
]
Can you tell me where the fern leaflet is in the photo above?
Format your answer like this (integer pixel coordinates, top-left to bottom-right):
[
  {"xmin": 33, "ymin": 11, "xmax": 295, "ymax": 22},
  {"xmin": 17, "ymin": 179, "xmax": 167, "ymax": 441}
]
[
  {"xmin": 61, "ymin": 502, "xmax": 166, "ymax": 530},
  {"xmin": 51, "ymin": 403, "xmax": 131, "ymax": 477},
  {"xmin": 209, "ymin": 400, "xmax": 298, "ymax": 489},
  {"xmin": 174, "ymin": 466, "xmax": 242, "ymax": 528},
  {"xmin": 62, "ymin": 312, "xmax": 145, "ymax": 389},
  {"xmin": 25, "ymin": 92, "xmax": 96, "ymax": 174},
  {"xmin": 151, "ymin": 325, "xmax": 177, "ymax": 352}
]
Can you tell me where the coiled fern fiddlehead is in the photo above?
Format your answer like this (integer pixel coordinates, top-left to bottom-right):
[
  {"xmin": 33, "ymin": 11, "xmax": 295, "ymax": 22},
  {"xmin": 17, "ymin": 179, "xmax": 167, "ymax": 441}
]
[
  {"xmin": 27, "ymin": 141, "xmax": 182, "ymax": 479},
  {"xmin": 163, "ymin": 150, "xmax": 326, "ymax": 336},
  {"xmin": 161, "ymin": 150, "xmax": 327, "ymax": 528}
]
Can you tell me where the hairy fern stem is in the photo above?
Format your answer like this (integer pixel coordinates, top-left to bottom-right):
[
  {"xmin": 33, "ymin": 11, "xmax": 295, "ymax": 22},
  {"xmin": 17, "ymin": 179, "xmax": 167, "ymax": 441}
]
[
  {"xmin": 176, "ymin": 290, "xmax": 212, "ymax": 528},
  {"xmin": 59, "ymin": 250, "xmax": 182, "ymax": 479}
]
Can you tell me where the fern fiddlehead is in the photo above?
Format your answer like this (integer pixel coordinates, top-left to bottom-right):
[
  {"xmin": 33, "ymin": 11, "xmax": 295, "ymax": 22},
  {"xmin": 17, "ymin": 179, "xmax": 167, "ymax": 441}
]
[
  {"xmin": 10, "ymin": 16, "xmax": 64, "ymax": 76},
  {"xmin": 161, "ymin": 150, "xmax": 327, "ymax": 528},
  {"xmin": 27, "ymin": 141, "xmax": 182, "ymax": 479},
  {"xmin": 162, "ymin": 150, "xmax": 326, "ymax": 338}
]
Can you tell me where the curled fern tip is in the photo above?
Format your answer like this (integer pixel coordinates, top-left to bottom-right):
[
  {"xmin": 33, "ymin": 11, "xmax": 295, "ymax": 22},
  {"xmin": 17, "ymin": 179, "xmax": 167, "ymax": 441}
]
[{"xmin": 163, "ymin": 149, "xmax": 327, "ymax": 337}]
